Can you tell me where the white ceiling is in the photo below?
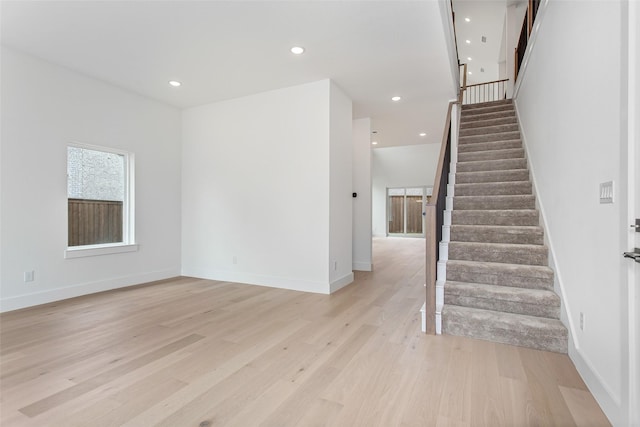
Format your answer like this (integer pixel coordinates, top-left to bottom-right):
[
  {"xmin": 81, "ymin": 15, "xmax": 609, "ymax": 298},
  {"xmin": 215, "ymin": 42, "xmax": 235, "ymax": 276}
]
[
  {"xmin": 1, "ymin": 1, "xmax": 458, "ymax": 148},
  {"xmin": 452, "ymin": 0, "xmax": 515, "ymax": 84}
]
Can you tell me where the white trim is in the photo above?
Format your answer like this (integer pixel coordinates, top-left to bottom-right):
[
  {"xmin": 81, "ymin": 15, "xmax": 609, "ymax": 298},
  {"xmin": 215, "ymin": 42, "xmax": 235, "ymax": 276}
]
[
  {"xmin": 352, "ymin": 261, "xmax": 372, "ymax": 272},
  {"xmin": 64, "ymin": 243, "xmax": 139, "ymax": 259},
  {"xmin": 184, "ymin": 269, "xmax": 337, "ymax": 295},
  {"xmin": 513, "ymin": 0, "xmax": 550, "ymax": 99},
  {"xmin": 330, "ymin": 272, "xmax": 355, "ymax": 293},
  {"xmin": 0, "ymin": 269, "xmax": 178, "ymax": 312},
  {"xmin": 438, "ymin": 0, "xmax": 461, "ymax": 96}
]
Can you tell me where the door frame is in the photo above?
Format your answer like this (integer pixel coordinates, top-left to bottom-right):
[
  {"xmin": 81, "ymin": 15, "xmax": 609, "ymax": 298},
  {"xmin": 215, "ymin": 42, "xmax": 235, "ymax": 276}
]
[{"xmin": 386, "ymin": 186, "xmax": 427, "ymax": 237}]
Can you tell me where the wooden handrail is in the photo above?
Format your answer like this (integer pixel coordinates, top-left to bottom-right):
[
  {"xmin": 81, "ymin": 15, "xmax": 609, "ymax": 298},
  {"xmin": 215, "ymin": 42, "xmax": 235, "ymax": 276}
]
[
  {"xmin": 465, "ymin": 78, "xmax": 508, "ymax": 89},
  {"xmin": 424, "ymin": 100, "xmax": 457, "ymax": 334}
]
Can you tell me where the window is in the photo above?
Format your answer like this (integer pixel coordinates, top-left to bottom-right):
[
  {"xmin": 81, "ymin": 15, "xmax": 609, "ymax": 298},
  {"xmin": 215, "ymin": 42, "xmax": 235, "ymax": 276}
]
[{"xmin": 65, "ymin": 144, "xmax": 136, "ymax": 258}]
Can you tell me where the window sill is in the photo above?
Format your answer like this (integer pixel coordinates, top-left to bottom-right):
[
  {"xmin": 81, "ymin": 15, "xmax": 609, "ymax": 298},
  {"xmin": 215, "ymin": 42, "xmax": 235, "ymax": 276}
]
[{"xmin": 64, "ymin": 243, "xmax": 139, "ymax": 259}]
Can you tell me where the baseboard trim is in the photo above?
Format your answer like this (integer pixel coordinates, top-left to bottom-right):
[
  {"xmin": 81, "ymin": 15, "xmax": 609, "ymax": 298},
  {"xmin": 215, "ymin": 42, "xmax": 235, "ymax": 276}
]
[
  {"xmin": 330, "ymin": 272, "xmax": 355, "ymax": 293},
  {"xmin": 569, "ymin": 344, "xmax": 620, "ymax": 426},
  {"xmin": 0, "ymin": 269, "xmax": 180, "ymax": 313},
  {"xmin": 184, "ymin": 269, "xmax": 333, "ymax": 294},
  {"xmin": 352, "ymin": 261, "xmax": 372, "ymax": 271}
]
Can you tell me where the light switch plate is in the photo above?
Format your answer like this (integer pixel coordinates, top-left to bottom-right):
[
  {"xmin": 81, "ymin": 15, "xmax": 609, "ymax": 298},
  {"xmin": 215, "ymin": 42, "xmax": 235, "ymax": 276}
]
[{"xmin": 599, "ymin": 181, "xmax": 614, "ymax": 204}]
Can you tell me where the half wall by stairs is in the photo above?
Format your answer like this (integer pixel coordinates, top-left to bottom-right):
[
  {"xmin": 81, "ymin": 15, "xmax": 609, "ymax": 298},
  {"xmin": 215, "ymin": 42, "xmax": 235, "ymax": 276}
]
[{"xmin": 441, "ymin": 99, "xmax": 568, "ymax": 354}]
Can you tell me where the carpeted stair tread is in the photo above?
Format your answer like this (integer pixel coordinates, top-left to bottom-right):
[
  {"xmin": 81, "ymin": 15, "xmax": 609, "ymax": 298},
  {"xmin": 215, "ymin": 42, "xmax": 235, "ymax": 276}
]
[
  {"xmin": 444, "ymin": 281, "xmax": 561, "ymax": 318},
  {"xmin": 441, "ymin": 305, "xmax": 568, "ymax": 353},
  {"xmin": 461, "ymin": 110, "xmax": 516, "ymax": 124},
  {"xmin": 453, "ymin": 195, "xmax": 536, "ymax": 210},
  {"xmin": 457, "ymin": 158, "xmax": 527, "ymax": 172},
  {"xmin": 460, "ymin": 123, "xmax": 519, "ymax": 137},
  {"xmin": 461, "ymin": 104, "xmax": 515, "ymax": 116},
  {"xmin": 461, "ymin": 99, "xmax": 513, "ymax": 109},
  {"xmin": 458, "ymin": 148, "xmax": 525, "ymax": 162},
  {"xmin": 455, "ymin": 169, "xmax": 529, "ymax": 184},
  {"xmin": 455, "ymin": 181, "xmax": 532, "ymax": 196},
  {"xmin": 446, "ymin": 260, "xmax": 554, "ymax": 290},
  {"xmin": 450, "ymin": 224, "xmax": 544, "ymax": 245},
  {"xmin": 460, "ymin": 116, "xmax": 518, "ymax": 130},
  {"xmin": 452, "ymin": 209, "xmax": 539, "ymax": 226},
  {"xmin": 458, "ymin": 139, "xmax": 523, "ymax": 153},
  {"xmin": 448, "ymin": 241, "xmax": 548, "ymax": 265},
  {"xmin": 459, "ymin": 130, "xmax": 521, "ymax": 144}
]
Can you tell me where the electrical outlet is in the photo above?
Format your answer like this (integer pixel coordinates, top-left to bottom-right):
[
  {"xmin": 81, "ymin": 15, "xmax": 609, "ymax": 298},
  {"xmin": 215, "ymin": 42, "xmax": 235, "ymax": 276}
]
[
  {"xmin": 24, "ymin": 270, "xmax": 35, "ymax": 282},
  {"xmin": 333, "ymin": 261, "xmax": 338, "ymax": 271},
  {"xmin": 579, "ymin": 312, "xmax": 585, "ymax": 331}
]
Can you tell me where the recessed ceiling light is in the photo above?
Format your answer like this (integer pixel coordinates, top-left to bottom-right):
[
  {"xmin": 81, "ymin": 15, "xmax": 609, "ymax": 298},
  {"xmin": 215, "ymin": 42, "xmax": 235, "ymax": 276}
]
[
  {"xmin": 468, "ymin": 71, "xmax": 472, "ymax": 75},
  {"xmin": 465, "ymin": 39, "xmax": 471, "ymax": 44},
  {"xmin": 391, "ymin": 96, "xmax": 401, "ymax": 102},
  {"xmin": 465, "ymin": 17, "xmax": 471, "ymax": 22},
  {"xmin": 467, "ymin": 57, "xmax": 472, "ymax": 61},
  {"xmin": 168, "ymin": 80, "xmax": 181, "ymax": 87},
  {"xmin": 419, "ymin": 133, "xmax": 427, "ymax": 137},
  {"xmin": 290, "ymin": 46, "xmax": 305, "ymax": 55},
  {"xmin": 372, "ymin": 141, "xmax": 378, "ymax": 145}
]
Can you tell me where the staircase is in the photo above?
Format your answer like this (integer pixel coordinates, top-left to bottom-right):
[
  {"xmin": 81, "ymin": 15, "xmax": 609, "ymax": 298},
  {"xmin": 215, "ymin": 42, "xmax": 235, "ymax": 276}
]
[{"xmin": 441, "ymin": 99, "xmax": 568, "ymax": 354}]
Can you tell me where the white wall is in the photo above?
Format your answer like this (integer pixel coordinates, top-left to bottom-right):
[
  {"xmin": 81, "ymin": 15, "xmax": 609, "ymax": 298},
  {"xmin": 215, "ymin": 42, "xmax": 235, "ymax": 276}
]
[
  {"xmin": 328, "ymin": 82, "xmax": 354, "ymax": 290},
  {"xmin": 372, "ymin": 144, "xmax": 441, "ymax": 236},
  {"xmin": 514, "ymin": 2, "xmax": 631, "ymax": 425},
  {"xmin": 181, "ymin": 79, "xmax": 352, "ymax": 294},
  {"xmin": 0, "ymin": 47, "xmax": 182, "ymax": 312},
  {"xmin": 352, "ymin": 118, "xmax": 372, "ymax": 271}
]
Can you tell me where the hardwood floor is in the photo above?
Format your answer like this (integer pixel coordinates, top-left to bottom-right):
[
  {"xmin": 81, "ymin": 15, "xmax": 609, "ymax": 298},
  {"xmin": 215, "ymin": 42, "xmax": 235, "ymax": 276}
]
[{"xmin": 0, "ymin": 237, "xmax": 610, "ymax": 426}]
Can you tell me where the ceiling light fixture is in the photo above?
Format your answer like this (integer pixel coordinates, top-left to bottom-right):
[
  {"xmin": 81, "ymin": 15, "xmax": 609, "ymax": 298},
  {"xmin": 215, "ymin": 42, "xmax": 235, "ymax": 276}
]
[
  {"xmin": 391, "ymin": 96, "xmax": 401, "ymax": 102},
  {"xmin": 465, "ymin": 17, "xmax": 471, "ymax": 22},
  {"xmin": 468, "ymin": 71, "xmax": 472, "ymax": 75},
  {"xmin": 467, "ymin": 57, "xmax": 472, "ymax": 61},
  {"xmin": 290, "ymin": 46, "xmax": 305, "ymax": 55},
  {"xmin": 372, "ymin": 141, "xmax": 378, "ymax": 145},
  {"xmin": 168, "ymin": 80, "xmax": 181, "ymax": 87},
  {"xmin": 465, "ymin": 39, "xmax": 471, "ymax": 44},
  {"xmin": 419, "ymin": 133, "xmax": 427, "ymax": 137}
]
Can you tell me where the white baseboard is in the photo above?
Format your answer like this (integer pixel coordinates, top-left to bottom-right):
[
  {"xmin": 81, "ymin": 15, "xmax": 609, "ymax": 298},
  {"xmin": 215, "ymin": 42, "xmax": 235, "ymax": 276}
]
[
  {"xmin": 0, "ymin": 268, "xmax": 180, "ymax": 312},
  {"xmin": 353, "ymin": 261, "xmax": 372, "ymax": 271},
  {"xmin": 569, "ymin": 344, "xmax": 620, "ymax": 426},
  {"xmin": 330, "ymin": 272, "xmax": 355, "ymax": 293},
  {"xmin": 184, "ymin": 268, "xmax": 342, "ymax": 295}
]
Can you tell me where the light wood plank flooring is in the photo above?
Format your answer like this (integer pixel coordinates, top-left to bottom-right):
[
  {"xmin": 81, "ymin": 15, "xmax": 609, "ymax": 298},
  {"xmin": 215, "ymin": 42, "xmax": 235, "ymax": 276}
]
[{"xmin": 0, "ymin": 237, "xmax": 610, "ymax": 426}]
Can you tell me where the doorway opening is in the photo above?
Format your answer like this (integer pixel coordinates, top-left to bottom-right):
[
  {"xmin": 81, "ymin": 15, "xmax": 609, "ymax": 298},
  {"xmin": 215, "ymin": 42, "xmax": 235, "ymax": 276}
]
[{"xmin": 387, "ymin": 187, "xmax": 427, "ymax": 237}]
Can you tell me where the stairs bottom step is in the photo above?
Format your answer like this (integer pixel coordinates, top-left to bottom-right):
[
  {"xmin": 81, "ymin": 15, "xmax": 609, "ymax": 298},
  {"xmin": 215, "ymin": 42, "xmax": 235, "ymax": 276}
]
[{"xmin": 441, "ymin": 305, "xmax": 568, "ymax": 353}]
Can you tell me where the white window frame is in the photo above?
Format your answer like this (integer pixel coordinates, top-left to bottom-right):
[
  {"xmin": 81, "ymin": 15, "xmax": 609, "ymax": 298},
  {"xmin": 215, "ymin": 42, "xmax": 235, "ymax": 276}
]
[{"xmin": 64, "ymin": 142, "xmax": 137, "ymax": 259}]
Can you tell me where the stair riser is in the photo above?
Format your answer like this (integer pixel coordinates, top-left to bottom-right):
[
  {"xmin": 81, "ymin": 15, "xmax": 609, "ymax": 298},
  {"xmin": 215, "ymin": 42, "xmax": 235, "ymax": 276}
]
[
  {"xmin": 462, "ymin": 99, "xmax": 513, "ymax": 109},
  {"xmin": 454, "ymin": 196, "xmax": 536, "ymax": 210},
  {"xmin": 450, "ymin": 228, "xmax": 544, "ymax": 245},
  {"xmin": 445, "ymin": 295, "xmax": 560, "ymax": 319},
  {"xmin": 458, "ymin": 140, "xmax": 522, "ymax": 153},
  {"xmin": 460, "ymin": 124, "xmax": 519, "ymax": 137},
  {"xmin": 458, "ymin": 149, "xmax": 524, "ymax": 163},
  {"xmin": 460, "ymin": 116, "xmax": 518, "ymax": 130},
  {"xmin": 461, "ymin": 110, "xmax": 516, "ymax": 124},
  {"xmin": 441, "ymin": 317, "xmax": 568, "ymax": 353},
  {"xmin": 460, "ymin": 131, "xmax": 521, "ymax": 144},
  {"xmin": 457, "ymin": 159, "xmax": 528, "ymax": 173},
  {"xmin": 456, "ymin": 170, "xmax": 529, "ymax": 184},
  {"xmin": 455, "ymin": 182, "xmax": 532, "ymax": 196},
  {"xmin": 449, "ymin": 243, "xmax": 548, "ymax": 266},
  {"xmin": 452, "ymin": 211, "xmax": 539, "ymax": 226}
]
